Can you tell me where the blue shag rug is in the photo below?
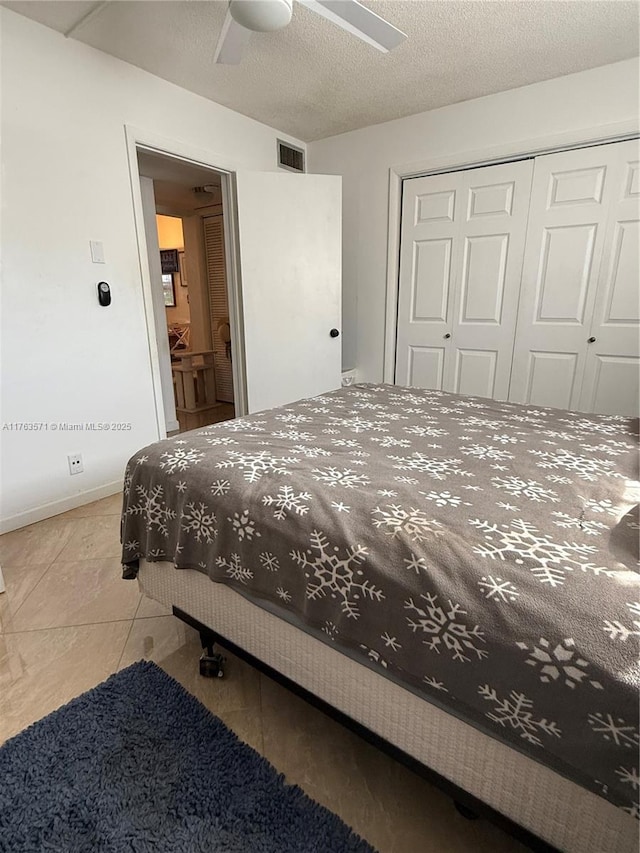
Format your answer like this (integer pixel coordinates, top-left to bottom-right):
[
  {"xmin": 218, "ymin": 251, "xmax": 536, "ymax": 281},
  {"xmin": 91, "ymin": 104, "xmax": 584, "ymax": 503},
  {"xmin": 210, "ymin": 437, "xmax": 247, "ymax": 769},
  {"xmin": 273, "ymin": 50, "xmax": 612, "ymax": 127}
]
[{"xmin": 0, "ymin": 661, "xmax": 375, "ymax": 852}]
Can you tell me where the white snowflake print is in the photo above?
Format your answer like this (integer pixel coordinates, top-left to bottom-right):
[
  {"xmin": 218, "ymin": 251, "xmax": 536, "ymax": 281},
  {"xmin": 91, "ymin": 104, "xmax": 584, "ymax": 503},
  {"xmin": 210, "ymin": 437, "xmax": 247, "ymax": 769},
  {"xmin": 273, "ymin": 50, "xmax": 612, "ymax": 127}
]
[
  {"xmin": 587, "ymin": 441, "xmax": 630, "ymax": 457},
  {"xmin": 420, "ymin": 490, "xmax": 468, "ymax": 508},
  {"xmin": 557, "ymin": 416, "xmax": 621, "ymax": 436},
  {"xmin": 176, "ymin": 481, "xmax": 187, "ymax": 493},
  {"xmin": 259, "ymin": 552, "xmax": 280, "ymax": 572},
  {"xmin": 262, "ymin": 485, "xmax": 312, "ymax": 521},
  {"xmin": 275, "ymin": 586, "xmax": 292, "ymax": 603},
  {"xmin": 289, "ymin": 444, "xmax": 331, "ymax": 459},
  {"xmin": 551, "ymin": 511, "xmax": 608, "ymax": 536},
  {"xmin": 405, "ymin": 593, "xmax": 487, "ymax": 663},
  {"xmin": 216, "ymin": 553, "xmax": 253, "ymax": 584},
  {"xmin": 404, "ymin": 553, "xmax": 428, "ymax": 574},
  {"xmin": 124, "ymin": 540, "xmax": 139, "ymax": 552},
  {"xmin": 545, "ymin": 474, "xmax": 572, "ymax": 485},
  {"xmin": 330, "ymin": 438, "xmax": 362, "ymax": 449},
  {"xmin": 470, "ymin": 518, "xmax": 612, "ymax": 587},
  {"xmin": 334, "ymin": 415, "xmax": 386, "ymax": 433},
  {"xmin": 159, "ymin": 446, "xmax": 204, "ymax": 474},
  {"xmin": 389, "ymin": 453, "xmax": 473, "ymax": 480},
  {"xmin": 372, "ymin": 505, "xmax": 443, "ymax": 542},
  {"xmin": 516, "ymin": 637, "xmax": 603, "ymax": 689},
  {"xmin": 211, "ymin": 479, "xmax": 231, "ymax": 496},
  {"xmin": 496, "ymin": 501, "xmax": 519, "ymax": 512},
  {"xmin": 135, "ymin": 455, "xmax": 149, "ymax": 465},
  {"xmin": 331, "ymin": 501, "xmax": 351, "ymax": 513},
  {"xmin": 311, "ymin": 466, "xmax": 370, "ymax": 489},
  {"xmin": 273, "ymin": 429, "xmax": 313, "ymax": 442},
  {"xmin": 492, "ymin": 476, "xmax": 559, "ymax": 503},
  {"xmin": 126, "ymin": 484, "xmax": 176, "ymax": 536},
  {"xmin": 580, "ymin": 497, "xmax": 621, "ymax": 517},
  {"xmin": 148, "ymin": 548, "xmax": 165, "ymax": 559},
  {"xmin": 370, "ymin": 435, "xmax": 412, "ymax": 448},
  {"xmin": 323, "ymin": 620, "xmax": 339, "ymax": 641},
  {"xmin": 182, "ymin": 501, "xmax": 217, "ymax": 543},
  {"xmin": 529, "ymin": 447, "xmax": 620, "ymax": 482},
  {"xmin": 403, "ymin": 425, "xmax": 449, "ymax": 438},
  {"xmin": 587, "ymin": 712, "xmax": 639, "ymax": 749},
  {"xmin": 423, "ymin": 675, "xmax": 448, "ymax": 692},
  {"xmin": 603, "ymin": 602, "xmax": 640, "ymax": 642},
  {"xmin": 491, "ymin": 433, "xmax": 521, "ymax": 445},
  {"xmin": 225, "ymin": 418, "xmax": 267, "ymax": 433},
  {"xmin": 478, "ymin": 575, "xmax": 519, "ymax": 603},
  {"xmin": 291, "ymin": 529, "xmax": 384, "ymax": 620},
  {"xmin": 461, "ymin": 444, "xmax": 515, "ymax": 462},
  {"xmin": 228, "ymin": 510, "xmax": 261, "ymax": 541},
  {"xmin": 216, "ymin": 450, "xmax": 299, "ymax": 483},
  {"xmin": 381, "ymin": 632, "xmax": 402, "ymax": 651},
  {"xmin": 616, "ymin": 767, "xmax": 640, "ymax": 792},
  {"xmin": 394, "ymin": 475, "xmax": 419, "ymax": 485},
  {"xmin": 478, "ymin": 685, "xmax": 561, "ymax": 746},
  {"xmin": 204, "ymin": 436, "xmax": 237, "ymax": 447},
  {"xmin": 360, "ymin": 644, "xmax": 390, "ymax": 669},
  {"xmin": 377, "ymin": 489, "xmax": 398, "ymax": 498}
]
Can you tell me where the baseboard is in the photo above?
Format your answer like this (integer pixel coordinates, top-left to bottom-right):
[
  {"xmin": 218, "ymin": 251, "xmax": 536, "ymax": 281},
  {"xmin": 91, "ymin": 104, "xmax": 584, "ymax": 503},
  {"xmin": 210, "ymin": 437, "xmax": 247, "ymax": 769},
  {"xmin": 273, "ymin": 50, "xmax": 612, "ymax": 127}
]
[
  {"xmin": 166, "ymin": 419, "xmax": 179, "ymax": 432},
  {"xmin": 0, "ymin": 480, "xmax": 124, "ymax": 534}
]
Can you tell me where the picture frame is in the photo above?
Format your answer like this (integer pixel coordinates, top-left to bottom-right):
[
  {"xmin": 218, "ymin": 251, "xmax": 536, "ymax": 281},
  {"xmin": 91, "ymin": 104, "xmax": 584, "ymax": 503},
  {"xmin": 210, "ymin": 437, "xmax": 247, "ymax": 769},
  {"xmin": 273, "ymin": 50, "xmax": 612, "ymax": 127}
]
[
  {"xmin": 160, "ymin": 248, "xmax": 179, "ymax": 274},
  {"xmin": 178, "ymin": 250, "xmax": 188, "ymax": 287},
  {"xmin": 162, "ymin": 273, "xmax": 176, "ymax": 307}
]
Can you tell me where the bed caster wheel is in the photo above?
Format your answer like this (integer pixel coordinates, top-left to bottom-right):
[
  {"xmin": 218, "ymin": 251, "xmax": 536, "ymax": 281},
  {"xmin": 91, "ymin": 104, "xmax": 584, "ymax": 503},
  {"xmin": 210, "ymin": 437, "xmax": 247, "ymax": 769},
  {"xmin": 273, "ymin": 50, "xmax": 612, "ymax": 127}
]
[
  {"xmin": 454, "ymin": 800, "xmax": 479, "ymax": 821},
  {"xmin": 199, "ymin": 653, "xmax": 225, "ymax": 679}
]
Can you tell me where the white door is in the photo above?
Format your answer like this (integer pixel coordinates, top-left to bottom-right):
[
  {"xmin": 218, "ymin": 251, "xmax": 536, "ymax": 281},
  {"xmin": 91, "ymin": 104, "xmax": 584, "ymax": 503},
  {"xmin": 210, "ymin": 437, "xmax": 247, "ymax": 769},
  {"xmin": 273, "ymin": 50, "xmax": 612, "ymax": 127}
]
[
  {"xmin": 396, "ymin": 160, "xmax": 533, "ymax": 399},
  {"xmin": 203, "ymin": 215, "xmax": 234, "ymax": 403},
  {"xmin": 508, "ymin": 143, "xmax": 626, "ymax": 410},
  {"xmin": 235, "ymin": 172, "xmax": 342, "ymax": 413},
  {"xmin": 579, "ymin": 140, "xmax": 640, "ymax": 416}
]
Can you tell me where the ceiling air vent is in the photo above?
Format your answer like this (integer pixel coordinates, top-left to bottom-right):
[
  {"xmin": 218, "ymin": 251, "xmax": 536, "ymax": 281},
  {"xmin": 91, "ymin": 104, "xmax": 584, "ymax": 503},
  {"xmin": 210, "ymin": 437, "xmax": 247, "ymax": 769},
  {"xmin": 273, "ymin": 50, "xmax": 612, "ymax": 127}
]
[{"xmin": 277, "ymin": 140, "xmax": 305, "ymax": 173}]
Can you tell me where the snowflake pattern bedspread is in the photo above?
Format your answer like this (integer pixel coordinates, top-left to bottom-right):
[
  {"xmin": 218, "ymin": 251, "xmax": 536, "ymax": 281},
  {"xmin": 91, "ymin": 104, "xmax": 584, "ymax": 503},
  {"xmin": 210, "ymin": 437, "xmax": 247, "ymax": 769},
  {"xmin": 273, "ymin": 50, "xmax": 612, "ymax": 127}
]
[{"xmin": 121, "ymin": 384, "xmax": 640, "ymax": 816}]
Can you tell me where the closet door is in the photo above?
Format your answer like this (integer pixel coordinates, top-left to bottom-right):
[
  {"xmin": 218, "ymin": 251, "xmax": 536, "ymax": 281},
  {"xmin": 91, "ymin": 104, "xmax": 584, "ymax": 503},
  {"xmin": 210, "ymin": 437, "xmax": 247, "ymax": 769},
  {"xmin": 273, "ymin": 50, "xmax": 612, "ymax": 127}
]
[
  {"xmin": 579, "ymin": 141, "xmax": 639, "ymax": 416},
  {"xmin": 396, "ymin": 160, "xmax": 533, "ymax": 399},
  {"xmin": 508, "ymin": 144, "xmax": 622, "ymax": 410}
]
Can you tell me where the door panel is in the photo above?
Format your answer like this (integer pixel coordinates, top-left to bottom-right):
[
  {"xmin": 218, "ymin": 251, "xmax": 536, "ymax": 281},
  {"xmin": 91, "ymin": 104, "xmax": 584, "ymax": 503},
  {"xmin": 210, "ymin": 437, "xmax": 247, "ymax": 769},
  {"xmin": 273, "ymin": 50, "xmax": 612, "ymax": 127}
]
[
  {"xmin": 397, "ymin": 160, "xmax": 533, "ymax": 400},
  {"xmin": 525, "ymin": 351, "xmax": 580, "ymax": 410},
  {"xmin": 408, "ymin": 346, "xmax": 445, "ymax": 389},
  {"xmin": 509, "ymin": 145, "xmax": 620, "ymax": 410},
  {"xmin": 580, "ymin": 140, "xmax": 640, "ymax": 416},
  {"xmin": 235, "ymin": 172, "xmax": 342, "ymax": 413},
  {"xmin": 454, "ymin": 349, "xmax": 498, "ymax": 398}
]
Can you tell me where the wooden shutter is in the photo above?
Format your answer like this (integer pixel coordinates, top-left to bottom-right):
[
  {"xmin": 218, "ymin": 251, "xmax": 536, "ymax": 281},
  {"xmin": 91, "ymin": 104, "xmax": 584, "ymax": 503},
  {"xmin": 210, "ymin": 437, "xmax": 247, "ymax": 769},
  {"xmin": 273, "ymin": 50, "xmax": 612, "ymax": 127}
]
[{"xmin": 203, "ymin": 215, "xmax": 234, "ymax": 403}]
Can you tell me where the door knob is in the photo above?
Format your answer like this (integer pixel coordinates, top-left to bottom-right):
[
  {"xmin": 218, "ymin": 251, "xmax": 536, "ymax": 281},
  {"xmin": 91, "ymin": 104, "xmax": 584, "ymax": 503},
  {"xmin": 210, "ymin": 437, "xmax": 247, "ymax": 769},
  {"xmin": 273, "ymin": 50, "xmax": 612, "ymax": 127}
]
[
  {"xmin": 444, "ymin": 333, "xmax": 451, "ymax": 339},
  {"xmin": 330, "ymin": 329, "xmax": 340, "ymax": 338},
  {"xmin": 587, "ymin": 336, "xmax": 596, "ymax": 343}
]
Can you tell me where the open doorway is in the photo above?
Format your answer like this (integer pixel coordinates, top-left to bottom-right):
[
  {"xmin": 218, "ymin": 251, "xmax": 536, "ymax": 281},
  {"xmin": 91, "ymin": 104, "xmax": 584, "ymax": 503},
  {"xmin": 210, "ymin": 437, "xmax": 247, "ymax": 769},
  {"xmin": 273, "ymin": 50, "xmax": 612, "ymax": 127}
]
[{"xmin": 137, "ymin": 150, "xmax": 236, "ymax": 433}]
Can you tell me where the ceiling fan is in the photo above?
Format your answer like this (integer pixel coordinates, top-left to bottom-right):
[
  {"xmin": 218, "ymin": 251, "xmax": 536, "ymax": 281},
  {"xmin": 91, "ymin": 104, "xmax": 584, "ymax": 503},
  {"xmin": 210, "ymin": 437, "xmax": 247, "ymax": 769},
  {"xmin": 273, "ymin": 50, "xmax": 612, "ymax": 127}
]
[{"xmin": 213, "ymin": 0, "xmax": 407, "ymax": 64}]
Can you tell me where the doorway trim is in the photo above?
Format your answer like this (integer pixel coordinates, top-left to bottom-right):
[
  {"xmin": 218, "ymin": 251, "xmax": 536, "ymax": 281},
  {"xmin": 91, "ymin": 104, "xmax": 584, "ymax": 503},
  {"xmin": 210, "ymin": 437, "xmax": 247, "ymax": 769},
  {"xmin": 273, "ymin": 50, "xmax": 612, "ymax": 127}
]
[
  {"xmin": 124, "ymin": 124, "xmax": 248, "ymax": 439},
  {"xmin": 382, "ymin": 118, "xmax": 639, "ymax": 384}
]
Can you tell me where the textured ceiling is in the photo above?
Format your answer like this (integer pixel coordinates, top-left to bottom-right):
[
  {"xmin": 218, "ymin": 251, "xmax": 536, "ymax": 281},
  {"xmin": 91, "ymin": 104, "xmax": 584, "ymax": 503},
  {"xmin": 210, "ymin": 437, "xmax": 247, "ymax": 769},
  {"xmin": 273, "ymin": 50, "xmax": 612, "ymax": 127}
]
[{"xmin": 5, "ymin": 0, "xmax": 639, "ymax": 141}]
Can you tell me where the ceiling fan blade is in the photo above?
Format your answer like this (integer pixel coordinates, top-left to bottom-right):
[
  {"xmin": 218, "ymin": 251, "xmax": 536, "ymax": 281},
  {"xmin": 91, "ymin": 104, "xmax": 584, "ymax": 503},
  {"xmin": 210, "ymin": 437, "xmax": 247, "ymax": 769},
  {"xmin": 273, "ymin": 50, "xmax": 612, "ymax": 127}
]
[
  {"xmin": 298, "ymin": 0, "xmax": 406, "ymax": 52},
  {"xmin": 214, "ymin": 10, "xmax": 252, "ymax": 64}
]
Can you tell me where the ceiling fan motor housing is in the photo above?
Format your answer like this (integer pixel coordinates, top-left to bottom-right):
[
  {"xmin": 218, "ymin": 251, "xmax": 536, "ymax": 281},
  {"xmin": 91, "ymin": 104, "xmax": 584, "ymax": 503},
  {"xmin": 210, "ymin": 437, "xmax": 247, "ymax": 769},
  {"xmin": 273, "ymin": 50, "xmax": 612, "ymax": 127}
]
[{"xmin": 229, "ymin": 0, "xmax": 293, "ymax": 32}]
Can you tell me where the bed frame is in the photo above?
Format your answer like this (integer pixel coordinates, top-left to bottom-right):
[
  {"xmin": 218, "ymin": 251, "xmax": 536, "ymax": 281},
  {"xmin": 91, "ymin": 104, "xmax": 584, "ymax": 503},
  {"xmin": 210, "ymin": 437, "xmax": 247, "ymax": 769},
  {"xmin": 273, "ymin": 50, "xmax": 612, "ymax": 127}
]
[{"xmin": 138, "ymin": 559, "xmax": 638, "ymax": 853}]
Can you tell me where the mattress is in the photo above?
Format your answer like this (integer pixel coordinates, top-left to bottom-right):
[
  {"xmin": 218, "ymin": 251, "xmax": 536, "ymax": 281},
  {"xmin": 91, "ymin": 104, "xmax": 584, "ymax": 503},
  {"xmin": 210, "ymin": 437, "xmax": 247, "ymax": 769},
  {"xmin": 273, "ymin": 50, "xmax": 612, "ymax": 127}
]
[
  {"xmin": 138, "ymin": 559, "xmax": 638, "ymax": 853},
  {"xmin": 122, "ymin": 383, "xmax": 640, "ymax": 814}
]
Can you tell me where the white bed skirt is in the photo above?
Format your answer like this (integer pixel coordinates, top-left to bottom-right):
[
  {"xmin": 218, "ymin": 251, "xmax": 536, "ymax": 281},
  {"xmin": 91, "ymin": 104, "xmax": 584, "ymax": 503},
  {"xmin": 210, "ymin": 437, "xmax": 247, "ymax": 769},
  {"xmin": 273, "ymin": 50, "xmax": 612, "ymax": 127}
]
[{"xmin": 138, "ymin": 560, "xmax": 638, "ymax": 853}]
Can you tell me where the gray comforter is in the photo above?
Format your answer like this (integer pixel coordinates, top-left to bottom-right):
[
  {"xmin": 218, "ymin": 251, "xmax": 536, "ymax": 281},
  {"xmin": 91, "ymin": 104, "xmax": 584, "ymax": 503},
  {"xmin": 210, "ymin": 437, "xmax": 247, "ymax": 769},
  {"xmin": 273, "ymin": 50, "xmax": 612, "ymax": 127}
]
[{"xmin": 121, "ymin": 384, "xmax": 640, "ymax": 817}]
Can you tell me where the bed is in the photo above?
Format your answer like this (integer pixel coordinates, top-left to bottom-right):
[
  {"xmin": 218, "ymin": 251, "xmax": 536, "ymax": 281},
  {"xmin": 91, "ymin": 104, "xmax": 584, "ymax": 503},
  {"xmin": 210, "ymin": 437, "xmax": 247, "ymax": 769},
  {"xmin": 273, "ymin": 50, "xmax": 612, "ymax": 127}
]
[{"xmin": 121, "ymin": 383, "xmax": 640, "ymax": 852}]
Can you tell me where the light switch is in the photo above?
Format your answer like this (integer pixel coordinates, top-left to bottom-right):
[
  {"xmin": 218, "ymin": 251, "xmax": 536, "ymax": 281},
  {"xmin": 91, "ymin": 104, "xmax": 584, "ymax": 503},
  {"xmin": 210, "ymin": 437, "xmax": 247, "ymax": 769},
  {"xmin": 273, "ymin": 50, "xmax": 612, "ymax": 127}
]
[{"xmin": 90, "ymin": 240, "xmax": 105, "ymax": 264}]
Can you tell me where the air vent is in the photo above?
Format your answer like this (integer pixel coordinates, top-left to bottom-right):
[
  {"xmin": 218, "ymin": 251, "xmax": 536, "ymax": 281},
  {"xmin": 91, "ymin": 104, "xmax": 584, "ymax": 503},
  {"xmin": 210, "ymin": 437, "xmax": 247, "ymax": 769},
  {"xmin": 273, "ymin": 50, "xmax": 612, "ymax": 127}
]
[{"xmin": 277, "ymin": 140, "xmax": 305, "ymax": 173}]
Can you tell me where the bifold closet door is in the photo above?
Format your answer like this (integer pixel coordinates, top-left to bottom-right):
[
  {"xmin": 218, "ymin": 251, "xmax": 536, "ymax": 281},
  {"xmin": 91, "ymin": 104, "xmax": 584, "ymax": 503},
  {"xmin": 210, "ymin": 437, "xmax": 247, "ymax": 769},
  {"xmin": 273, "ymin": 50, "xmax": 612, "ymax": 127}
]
[
  {"xmin": 508, "ymin": 140, "xmax": 639, "ymax": 415},
  {"xmin": 396, "ymin": 160, "xmax": 533, "ymax": 399},
  {"xmin": 579, "ymin": 141, "xmax": 639, "ymax": 416}
]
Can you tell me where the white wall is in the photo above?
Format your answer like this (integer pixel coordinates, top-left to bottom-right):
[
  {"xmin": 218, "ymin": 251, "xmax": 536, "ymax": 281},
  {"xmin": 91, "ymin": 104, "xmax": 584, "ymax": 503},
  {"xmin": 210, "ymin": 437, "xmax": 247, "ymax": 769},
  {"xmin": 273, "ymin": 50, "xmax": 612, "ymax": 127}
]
[
  {"xmin": 0, "ymin": 9, "xmax": 305, "ymax": 530},
  {"xmin": 308, "ymin": 59, "xmax": 640, "ymax": 380}
]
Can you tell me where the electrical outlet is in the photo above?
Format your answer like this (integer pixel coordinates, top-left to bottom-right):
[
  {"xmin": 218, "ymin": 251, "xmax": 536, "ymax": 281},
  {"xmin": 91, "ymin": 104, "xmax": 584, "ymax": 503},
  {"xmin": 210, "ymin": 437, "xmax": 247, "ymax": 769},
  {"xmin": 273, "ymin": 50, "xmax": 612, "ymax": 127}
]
[{"xmin": 68, "ymin": 453, "xmax": 84, "ymax": 475}]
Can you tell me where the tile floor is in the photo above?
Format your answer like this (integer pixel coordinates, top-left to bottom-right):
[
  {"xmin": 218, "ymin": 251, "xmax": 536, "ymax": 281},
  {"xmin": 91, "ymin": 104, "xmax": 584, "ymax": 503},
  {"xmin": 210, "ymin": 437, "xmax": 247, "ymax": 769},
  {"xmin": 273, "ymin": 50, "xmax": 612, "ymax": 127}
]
[{"xmin": 0, "ymin": 495, "xmax": 526, "ymax": 852}]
